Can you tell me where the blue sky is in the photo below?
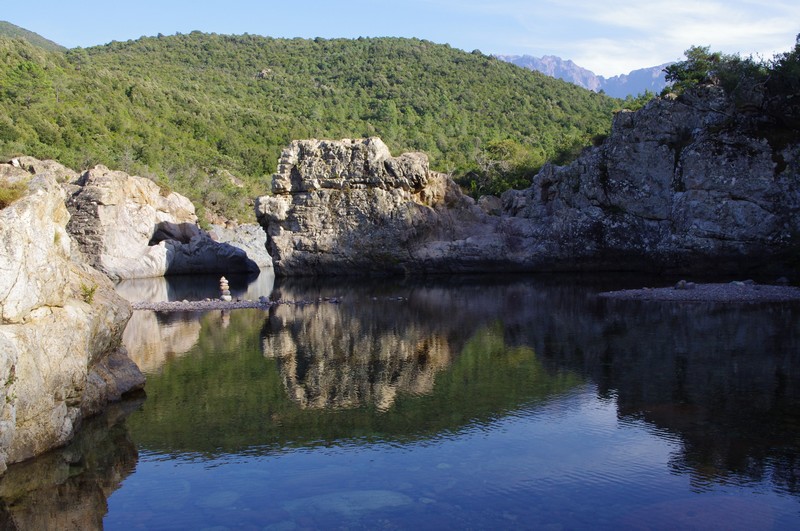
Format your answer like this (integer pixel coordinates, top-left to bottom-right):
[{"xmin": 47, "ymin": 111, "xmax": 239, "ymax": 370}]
[{"xmin": 5, "ymin": 0, "xmax": 799, "ymax": 77}]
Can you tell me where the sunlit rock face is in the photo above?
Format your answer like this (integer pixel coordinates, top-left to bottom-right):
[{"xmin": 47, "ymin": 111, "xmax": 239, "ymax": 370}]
[
  {"xmin": 258, "ymin": 90, "xmax": 800, "ymax": 276},
  {"xmin": 0, "ymin": 170, "xmax": 144, "ymax": 474},
  {"xmin": 255, "ymin": 137, "xmax": 493, "ymax": 276},
  {"xmin": 263, "ymin": 296, "xmax": 452, "ymax": 411},
  {"xmin": 66, "ymin": 164, "xmax": 267, "ymax": 280}
]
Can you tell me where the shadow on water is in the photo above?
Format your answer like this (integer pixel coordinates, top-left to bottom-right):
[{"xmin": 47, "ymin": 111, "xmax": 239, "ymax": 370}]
[
  {"xmin": 119, "ymin": 273, "xmax": 800, "ymax": 498},
  {"xmin": 0, "ymin": 396, "xmax": 144, "ymax": 531}
]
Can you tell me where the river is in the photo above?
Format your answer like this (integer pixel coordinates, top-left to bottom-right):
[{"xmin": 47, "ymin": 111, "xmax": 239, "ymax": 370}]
[{"xmin": 2, "ymin": 271, "xmax": 799, "ymax": 529}]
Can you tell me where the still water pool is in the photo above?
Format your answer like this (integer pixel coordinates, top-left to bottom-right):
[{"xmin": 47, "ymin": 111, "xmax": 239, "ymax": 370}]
[{"xmin": 2, "ymin": 272, "xmax": 800, "ymax": 529}]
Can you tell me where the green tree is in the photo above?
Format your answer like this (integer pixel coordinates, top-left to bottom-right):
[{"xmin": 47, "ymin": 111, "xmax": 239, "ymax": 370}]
[
  {"xmin": 664, "ymin": 46, "xmax": 723, "ymax": 92},
  {"xmin": 0, "ymin": 33, "xmax": 622, "ymax": 220}
]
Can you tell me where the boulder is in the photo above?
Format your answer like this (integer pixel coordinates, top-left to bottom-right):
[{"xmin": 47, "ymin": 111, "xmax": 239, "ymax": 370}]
[
  {"xmin": 0, "ymin": 174, "xmax": 144, "ymax": 474},
  {"xmin": 5, "ymin": 156, "xmax": 79, "ymax": 183},
  {"xmin": 66, "ymin": 165, "xmax": 267, "ymax": 279},
  {"xmin": 208, "ymin": 223, "xmax": 272, "ymax": 269},
  {"xmin": 257, "ymin": 88, "xmax": 800, "ymax": 276}
]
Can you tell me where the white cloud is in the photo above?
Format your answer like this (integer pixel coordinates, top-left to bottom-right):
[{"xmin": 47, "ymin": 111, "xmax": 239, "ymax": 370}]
[{"xmin": 423, "ymin": 0, "xmax": 800, "ymax": 76}]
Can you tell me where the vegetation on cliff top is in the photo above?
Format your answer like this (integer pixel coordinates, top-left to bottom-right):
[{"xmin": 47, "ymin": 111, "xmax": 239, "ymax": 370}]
[
  {"xmin": 665, "ymin": 35, "xmax": 800, "ymax": 134},
  {"xmin": 0, "ymin": 32, "xmax": 621, "ymax": 220}
]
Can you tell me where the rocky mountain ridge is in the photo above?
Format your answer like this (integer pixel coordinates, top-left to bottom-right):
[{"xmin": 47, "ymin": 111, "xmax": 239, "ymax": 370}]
[{"xmin": 496, "ymin": 54, "xmax": 670, "ymax": 97}]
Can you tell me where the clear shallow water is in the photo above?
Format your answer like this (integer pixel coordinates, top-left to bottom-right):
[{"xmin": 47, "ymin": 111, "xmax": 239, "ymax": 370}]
[{"xmin": 2, "ymin": 273, "xmax": 800, "ymax": 530}]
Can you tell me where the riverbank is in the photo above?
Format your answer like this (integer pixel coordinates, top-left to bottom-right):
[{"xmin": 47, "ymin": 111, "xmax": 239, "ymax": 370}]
[
  {"xmin": 599, "ymin": 282, "xmax": 800, "ymax": 303},
  {"xmin": 130, "ymin": 296, "xmax": 344, "ymax": 312}
]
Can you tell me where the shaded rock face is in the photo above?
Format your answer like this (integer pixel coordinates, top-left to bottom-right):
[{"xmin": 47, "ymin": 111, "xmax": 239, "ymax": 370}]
[
  {"xmin": 0, "ymin": 173, "xmax": 144, "ymax": 475},
  {"xmin": 66, "ymin": 165, "xmax": 268, "ymax": 280},
  {"xmin": 257, "ymin": 91, "xmax": 800, "ymax": 276},
  {"xmin": 502, "ymin": 86, "xmax": 800, "ymax": 273},
  {"xmin": 208, "ymin": 223, "xmax": 272, "ymax": 270}
]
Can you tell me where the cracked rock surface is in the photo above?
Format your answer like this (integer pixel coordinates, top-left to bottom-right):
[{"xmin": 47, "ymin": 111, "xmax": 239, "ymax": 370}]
[{"xmin": 1, "ymin": 167, "xmax": 144, "ymax": 475}]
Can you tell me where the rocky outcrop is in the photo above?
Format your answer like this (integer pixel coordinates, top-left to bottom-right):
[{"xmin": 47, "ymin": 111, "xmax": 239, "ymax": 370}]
[
  {"xmin": 256, "ymin": 137, "xmax": 489, "ymax": 275},
  {"xmin": 501, "ymin": 86, "xmax": 800, "ymax": 273},
  {"xmin": 0, "ymin": 173, "xmax": 144, "ymax": 474},
  {"xmin": 0, "ymin": 156, "xmax": 79, "ymax": 183},
  {"xmin": 257, "ymin": 88, "xmax": 800, "ymax": 276},
  {"xmin": 66, "ymin": 165, "xmax": 270, "ymax": 280}
]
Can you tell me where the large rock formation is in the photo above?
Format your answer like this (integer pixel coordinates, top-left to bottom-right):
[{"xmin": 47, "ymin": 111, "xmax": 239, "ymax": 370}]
[
  {"xmin": 0, "ymin": 172, "xmax": 144, "ymax": 474},
  {"xmin": 66, "ymin": 165, "xmax": 270, "ymax": 280},
  {"xmin": 257, "ymin": 89, "xmax": 800, "ymax": 276},
  {"xmin": 256, "ymin": 137, "xmax": 489, "ymax": 275}
]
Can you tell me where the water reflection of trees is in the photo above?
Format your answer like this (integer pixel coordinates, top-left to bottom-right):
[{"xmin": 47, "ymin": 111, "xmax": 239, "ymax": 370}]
[
  {"xmin": 123, "ymin": 274, "xmax": 800, "ymax": 497},
  {"xmin": 0, "ymin": 398, "xmax": 142, "ymax": 530},
  {"xmin": 127, "ymin": 279, "xmax": 584, "ymax": 454}
]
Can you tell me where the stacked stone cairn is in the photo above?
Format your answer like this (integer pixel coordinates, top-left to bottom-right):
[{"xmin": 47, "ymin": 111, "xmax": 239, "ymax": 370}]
[{"xmin": 219, "ymin": 276, "xmax": 232, "ymax": 301}]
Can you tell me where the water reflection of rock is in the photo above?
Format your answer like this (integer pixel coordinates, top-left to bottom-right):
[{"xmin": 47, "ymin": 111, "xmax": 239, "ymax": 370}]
[
  {"xmin": 122, "ymin": 311, "xmax": 202, "ymax": 374},
  {"xmin": 0, "ymin": 397, "xmax": 141, "ymax": 530},
  {"xmin": 267, "ymin": 276, "xmax": 800, "ymax": 496},
  {"xmin": 263, "ymin": 299, "xmax": 452, "ymax": 411},
  {"xmin": 518, "ymin": 291, "xmax": 800, "ymax": 496},
  {"xmin": 259, "ymin": 275, "xmax": 635, "ymax": 412},
  {"xmin": 117, "ymin": 269, "xmax": 274, "ymax": 373},
  {"xmin": 119, "ymin": 272, "xmax": 800, "ymax": 499}
]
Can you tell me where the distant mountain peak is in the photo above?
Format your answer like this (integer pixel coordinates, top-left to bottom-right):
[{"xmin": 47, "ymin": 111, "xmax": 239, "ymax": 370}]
[{"xmin": 496, "ymin": 54, "xmax": 671, "ymax": 98}]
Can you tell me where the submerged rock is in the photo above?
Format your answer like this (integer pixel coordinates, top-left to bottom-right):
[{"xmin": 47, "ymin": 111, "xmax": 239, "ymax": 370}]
[{"xmin": 282, "ymin": 490, "xmax": 412, "ymax": 518}]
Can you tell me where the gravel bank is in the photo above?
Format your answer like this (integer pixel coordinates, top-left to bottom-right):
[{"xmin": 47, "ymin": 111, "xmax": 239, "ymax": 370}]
[
  {"xmin": 599, "ymin": 282, "xmax": 800, "ymax": 303},
  {"xmin": 130, "ymin": 296, "xmax": 344, "ymax": 312}
]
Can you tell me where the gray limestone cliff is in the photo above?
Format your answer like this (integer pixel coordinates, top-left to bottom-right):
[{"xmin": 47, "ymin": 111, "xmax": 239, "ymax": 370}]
[
  {"xmin": 0, "ymin": 170, "xmax": 145, "ymax": 474},
  {"xmin": 257, "ymin": 88, "xmax": 800, "ymax": 276},
  {"xmin": 256, "ymin": 137, "xmax": 489, "ymax": 276},
  {"xmin": 66, "ymin": 165, "xmax": 271, "ymax": 280}
]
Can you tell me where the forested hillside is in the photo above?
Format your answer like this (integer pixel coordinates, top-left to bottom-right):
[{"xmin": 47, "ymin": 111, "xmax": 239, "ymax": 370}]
[
  {"xmin": 0, "ymin": 21, "xmax": 65, "ymax": 52},
  {"xmin": 0, "ymin": 32, "xmax": 620, "ymax": 221}
]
